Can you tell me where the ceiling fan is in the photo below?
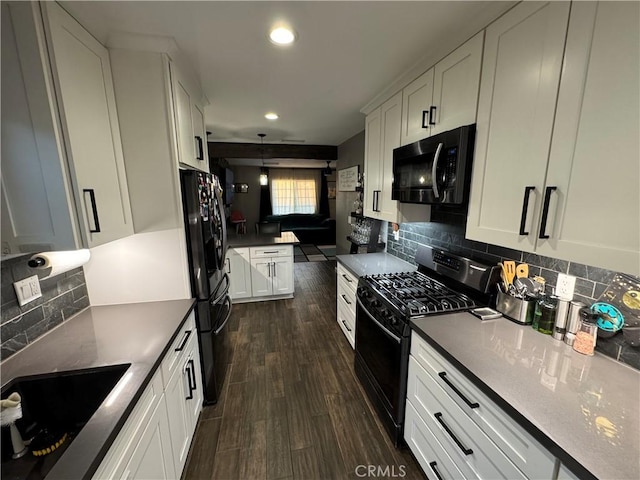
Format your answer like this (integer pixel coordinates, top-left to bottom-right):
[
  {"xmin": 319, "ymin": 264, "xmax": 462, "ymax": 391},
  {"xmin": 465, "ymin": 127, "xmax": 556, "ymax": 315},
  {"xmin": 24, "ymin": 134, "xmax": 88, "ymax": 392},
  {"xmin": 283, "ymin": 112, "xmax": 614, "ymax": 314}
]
[{"xmin": 323, "ymin": 161, "xmax": 333, "ymax": 176}]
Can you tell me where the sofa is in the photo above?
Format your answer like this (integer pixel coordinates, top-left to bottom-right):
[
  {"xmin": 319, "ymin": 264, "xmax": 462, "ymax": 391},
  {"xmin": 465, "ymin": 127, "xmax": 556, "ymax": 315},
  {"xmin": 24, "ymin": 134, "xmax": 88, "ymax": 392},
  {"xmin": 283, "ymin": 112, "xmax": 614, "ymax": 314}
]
[{"xmin": 263, "ymin": 213, "xmax": 336, "ymax": 245}]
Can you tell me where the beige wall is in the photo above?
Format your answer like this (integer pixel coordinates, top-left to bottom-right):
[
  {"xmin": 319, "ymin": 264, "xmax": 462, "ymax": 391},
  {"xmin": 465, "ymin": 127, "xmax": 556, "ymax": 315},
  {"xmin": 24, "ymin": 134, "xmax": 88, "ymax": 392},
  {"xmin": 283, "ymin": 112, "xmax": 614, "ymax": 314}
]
[{"xmin": 336, "ymin": 130, "xmax": 365, "ymax": 255}]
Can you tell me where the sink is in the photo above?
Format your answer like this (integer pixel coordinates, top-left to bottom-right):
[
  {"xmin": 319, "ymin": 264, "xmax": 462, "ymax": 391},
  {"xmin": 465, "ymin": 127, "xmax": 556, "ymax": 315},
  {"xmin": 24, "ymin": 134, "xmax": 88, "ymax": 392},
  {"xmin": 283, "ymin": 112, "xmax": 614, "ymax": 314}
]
[{"xmin": 1, "ymin": 364, "xmax": 131, "ymax": 480}]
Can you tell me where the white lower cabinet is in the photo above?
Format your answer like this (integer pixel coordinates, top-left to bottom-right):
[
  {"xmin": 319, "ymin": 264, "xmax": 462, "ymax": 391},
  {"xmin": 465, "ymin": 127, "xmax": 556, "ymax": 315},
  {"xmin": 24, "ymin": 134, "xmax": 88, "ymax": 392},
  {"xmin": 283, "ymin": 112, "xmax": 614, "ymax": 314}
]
[
  {"xmin": 227, "ymin": 248, "xmax": 252, "ymax": 300},
  {"xmin": 227, "ymin": 245, "xmax": 295, "ymax": 302},
  {"xmin": 93, "ymin": 312, "xmax": 202, "ymax": 480},
  {"xmin": 405, "ymin": 332, "xmax": 558, "ymax": 480},
  {"xmin": 336, "ymin": 263, "xmax": 357, "ymax": 348}
]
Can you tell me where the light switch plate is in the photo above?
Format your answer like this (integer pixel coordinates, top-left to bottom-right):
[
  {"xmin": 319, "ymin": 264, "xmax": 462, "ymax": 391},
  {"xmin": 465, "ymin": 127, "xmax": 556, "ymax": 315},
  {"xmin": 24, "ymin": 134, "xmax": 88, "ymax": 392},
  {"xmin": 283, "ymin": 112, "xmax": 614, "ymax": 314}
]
[
  {"xmin": 556, "ymin": 273, "xmax": 576, "ymax": 300},
  {"xmin": 14, "ymin": 275, "xmax": 42, "ymax": 306}
]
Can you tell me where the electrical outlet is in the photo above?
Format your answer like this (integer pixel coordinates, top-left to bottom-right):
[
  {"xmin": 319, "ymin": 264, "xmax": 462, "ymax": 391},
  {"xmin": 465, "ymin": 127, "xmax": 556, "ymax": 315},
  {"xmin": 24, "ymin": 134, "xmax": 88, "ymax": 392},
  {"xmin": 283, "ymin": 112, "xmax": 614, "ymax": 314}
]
[
  {"xmin": 14, "ymin": 275, "xmax": 42, "ymax": 307},
  {"xmin": 556, "ymin": 273, "xmax": 576, "ymax": 300}
]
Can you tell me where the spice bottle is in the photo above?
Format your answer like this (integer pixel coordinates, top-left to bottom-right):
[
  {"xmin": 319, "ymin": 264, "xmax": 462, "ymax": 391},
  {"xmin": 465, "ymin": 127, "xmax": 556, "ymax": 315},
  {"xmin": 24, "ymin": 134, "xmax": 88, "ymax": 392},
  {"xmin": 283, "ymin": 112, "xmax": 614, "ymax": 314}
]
[
  {"xmin": 573, "ymin": 308, "xmax": 598, "ymax": 356},
  {"xmin": 552, "ymin": 299, "xmax": 571, "ymax": 341},
  {"xmin": 534, "ymin": 295, "xmax": 558, "ymax": 335}
]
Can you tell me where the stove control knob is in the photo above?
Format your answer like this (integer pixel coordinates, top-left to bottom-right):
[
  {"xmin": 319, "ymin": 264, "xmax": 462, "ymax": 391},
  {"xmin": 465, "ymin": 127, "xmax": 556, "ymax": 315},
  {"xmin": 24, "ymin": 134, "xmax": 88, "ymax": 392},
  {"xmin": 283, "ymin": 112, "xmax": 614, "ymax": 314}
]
[
  {"xmin": 389, "ymin": 315, "xmax": 399, "ymax": 325},
  {"xmin": 371, "ymin": 299, "xmax": 380, "ymax": 308}
]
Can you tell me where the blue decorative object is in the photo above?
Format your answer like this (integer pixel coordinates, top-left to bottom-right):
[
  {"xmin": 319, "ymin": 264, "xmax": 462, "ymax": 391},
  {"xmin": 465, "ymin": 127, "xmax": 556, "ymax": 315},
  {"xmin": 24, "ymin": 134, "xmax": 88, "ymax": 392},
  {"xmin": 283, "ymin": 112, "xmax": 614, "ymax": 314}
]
[{"xmin": 591, "ymin": 302, "xmax": 625, "ymax": 332}]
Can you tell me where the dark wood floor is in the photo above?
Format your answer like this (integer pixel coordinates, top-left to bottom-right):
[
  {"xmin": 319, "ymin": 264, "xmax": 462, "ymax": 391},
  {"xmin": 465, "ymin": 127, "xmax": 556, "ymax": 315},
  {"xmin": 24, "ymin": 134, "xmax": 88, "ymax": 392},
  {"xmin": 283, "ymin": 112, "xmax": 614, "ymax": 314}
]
[{"xmin": 183, "ymin": 261, "xmax": 423, "ymax": 480}]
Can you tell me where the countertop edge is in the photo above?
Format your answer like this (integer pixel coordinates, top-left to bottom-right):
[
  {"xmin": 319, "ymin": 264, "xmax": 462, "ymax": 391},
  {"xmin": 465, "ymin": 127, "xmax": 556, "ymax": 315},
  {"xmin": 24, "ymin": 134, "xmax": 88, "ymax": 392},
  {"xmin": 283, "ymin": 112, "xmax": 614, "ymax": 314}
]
[{"xmin": 409, "ymin": 322, "xmax": 597, "ymax": 480}]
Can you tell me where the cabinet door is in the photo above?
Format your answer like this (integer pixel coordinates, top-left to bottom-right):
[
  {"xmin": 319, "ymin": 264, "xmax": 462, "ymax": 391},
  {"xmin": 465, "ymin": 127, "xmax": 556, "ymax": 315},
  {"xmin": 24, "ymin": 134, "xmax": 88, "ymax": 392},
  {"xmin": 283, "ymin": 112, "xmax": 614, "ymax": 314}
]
[
  {"xmin": 185, "ymin": 334, "xmax": 203, "ymax": 437},
  {"xmin": 172, "ymin": 69, "xmax": 196, "ymax": 169},
  {"xmin": 43, "ymin": 2, "xmax": 133, "ymax": 248},
  {"xmin": 537, "ymin": 1, "xmax": 640, "ymax": 276},
  {"xmin": 123, "ymin": 396, "xmax": 176, "ymax": 480},
  {"xmin": 1, "ymin": 3, "xmax": 80, "ymax": 254},
  {"xmin": 164, "ymin": 358, "xmax": 191, "ymax": 474},
  {"xmin": 271, "ymin": 256, "xmax": 294, "ymax": 296},
  {"xmin": 466, "ymin": 2, "xmax": 570, "ymax": 251},
  {"xmin": 400, "ymin": 68, "xmax": 434, "ymax": 146},
  {"xmin": 363, "ymin": 108, "xmax": 382, "ymax": 218},
  {"xmin": 377, "ymin": 91, "xmax": 402, "ymax": 223},
  {"xmin": 250, "ymin": 258, "xmax": 272, "ymax": 297},
  {"xmin": 431, "ymin": 32, "xmax": 483, "ymax": 135},
  {"xmin": 227, "ymin": 248, "xmax": 252, "ymax": 299}
]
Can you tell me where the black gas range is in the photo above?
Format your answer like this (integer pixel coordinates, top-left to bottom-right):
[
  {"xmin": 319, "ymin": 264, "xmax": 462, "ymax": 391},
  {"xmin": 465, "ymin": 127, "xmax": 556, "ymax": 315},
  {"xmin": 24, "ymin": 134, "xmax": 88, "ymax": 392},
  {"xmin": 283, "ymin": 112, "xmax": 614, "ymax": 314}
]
[{"xmin": 354, "ymin": 245, "xmax": 500, "ymax": 446}]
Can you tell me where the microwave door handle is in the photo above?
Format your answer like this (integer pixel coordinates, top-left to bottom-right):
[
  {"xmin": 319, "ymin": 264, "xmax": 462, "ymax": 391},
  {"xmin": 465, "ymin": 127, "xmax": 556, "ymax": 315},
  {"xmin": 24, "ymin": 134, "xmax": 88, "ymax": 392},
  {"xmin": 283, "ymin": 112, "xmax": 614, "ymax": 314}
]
[{"xmin": 431, "ymin": 142, "xmax": 444, "ymax": 199}]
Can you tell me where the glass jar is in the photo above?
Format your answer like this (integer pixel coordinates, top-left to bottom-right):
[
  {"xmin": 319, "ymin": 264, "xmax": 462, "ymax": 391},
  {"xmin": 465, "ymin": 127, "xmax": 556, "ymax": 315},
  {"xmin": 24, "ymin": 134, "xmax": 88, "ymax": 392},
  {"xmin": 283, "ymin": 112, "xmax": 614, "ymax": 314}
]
[
  {"xmin": 573, "ymin": 309, "xmax": 598, "ymax": 356},
  {"xmin": 533, "ymin": 295, "xmax": 557, "ymax": 335}
]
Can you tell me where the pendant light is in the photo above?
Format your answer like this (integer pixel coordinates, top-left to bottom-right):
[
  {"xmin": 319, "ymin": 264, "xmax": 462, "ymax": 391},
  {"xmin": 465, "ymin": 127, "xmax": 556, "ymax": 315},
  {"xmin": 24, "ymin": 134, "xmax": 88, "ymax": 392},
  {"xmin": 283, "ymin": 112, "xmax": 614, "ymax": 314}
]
[
  {"xmin": 258, "ymin": 133, "xmax": 268, "ymax": 186},
  {"xmin": 323, "ymin": 160, "xmax": 333, "ymax": 176}
]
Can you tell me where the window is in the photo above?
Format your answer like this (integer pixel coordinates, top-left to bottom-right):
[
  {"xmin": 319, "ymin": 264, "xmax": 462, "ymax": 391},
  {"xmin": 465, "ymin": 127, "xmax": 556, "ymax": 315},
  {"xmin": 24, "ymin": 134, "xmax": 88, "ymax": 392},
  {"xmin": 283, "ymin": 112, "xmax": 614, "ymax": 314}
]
[{"xmin": 270, "ymin": 169, "xmax": 318, "ymax": 215}]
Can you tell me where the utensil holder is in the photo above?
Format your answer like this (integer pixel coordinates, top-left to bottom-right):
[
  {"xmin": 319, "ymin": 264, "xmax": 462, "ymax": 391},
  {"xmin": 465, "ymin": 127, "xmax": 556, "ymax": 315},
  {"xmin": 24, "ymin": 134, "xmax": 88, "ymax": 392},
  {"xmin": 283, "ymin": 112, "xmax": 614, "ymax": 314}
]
[{"xmin": 496, "ymin": 291, "xmax": 536, "ymax": 324}]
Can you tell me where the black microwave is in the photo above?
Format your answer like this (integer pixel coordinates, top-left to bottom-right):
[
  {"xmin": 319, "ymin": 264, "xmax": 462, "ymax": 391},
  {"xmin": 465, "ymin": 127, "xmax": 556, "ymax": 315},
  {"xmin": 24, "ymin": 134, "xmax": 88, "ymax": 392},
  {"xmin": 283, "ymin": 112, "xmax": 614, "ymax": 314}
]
[{"xmin": 392, "ymin": 124, "xmax": 475, "ymax": 205}]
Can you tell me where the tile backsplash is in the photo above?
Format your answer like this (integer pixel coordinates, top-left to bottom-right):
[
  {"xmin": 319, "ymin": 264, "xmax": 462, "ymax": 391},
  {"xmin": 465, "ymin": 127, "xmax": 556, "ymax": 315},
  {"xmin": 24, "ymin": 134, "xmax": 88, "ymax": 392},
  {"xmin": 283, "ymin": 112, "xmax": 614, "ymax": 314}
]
[
  {"xmin": 1, "ymin": 255, "xmax": 90, "ymax": 361},
  {"xmin": 386, "ymin": 218, "xmax": 640, "ymax": 369}
]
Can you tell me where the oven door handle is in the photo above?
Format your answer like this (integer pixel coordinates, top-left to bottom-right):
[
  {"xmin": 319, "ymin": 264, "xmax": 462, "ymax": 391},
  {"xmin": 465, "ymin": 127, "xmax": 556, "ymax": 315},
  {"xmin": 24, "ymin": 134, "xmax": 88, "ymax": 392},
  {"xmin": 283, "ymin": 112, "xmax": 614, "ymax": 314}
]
[
  {"xmin": 214, "ymin": 296, "xmax": 232, "ymax": 335},
  {"xmin": 356, "ymin": 297, "xmax": 401, "ymax": 344}
]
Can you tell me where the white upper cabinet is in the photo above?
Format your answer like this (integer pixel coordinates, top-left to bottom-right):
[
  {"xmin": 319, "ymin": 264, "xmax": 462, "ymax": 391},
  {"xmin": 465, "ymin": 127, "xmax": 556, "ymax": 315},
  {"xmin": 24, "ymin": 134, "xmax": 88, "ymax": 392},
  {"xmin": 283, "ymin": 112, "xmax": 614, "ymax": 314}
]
[
  {"xmin": 467, "ymin": 1, "xmax": 570, "ymax": 252},
  {"xmin": 363, "ymin": 108, "xmax": 382, "ymax": 218},
  {"xmin": 467, "ymin": 0, "xmax": 639, "ymax": 276},
  {"xmin": 1, "ymin": 2, "xmax": 80, "ymax": 254},
  {"xmin": 400, "ymin": 33, "xmax": 483, "ymax": 146},
  {"xmin": 536, "ymin": 1, "xmax": 639, "ymax": 275},
  {"xmin": 377, "ymin": 92, "xmax": 403, "ymax": 222},
  {"xmin": 42, "ymin": 2, "xmax": 134, "ymax": 248},
  {"xmin": 400, "ymin": 69, "xmax": 434, "ymax": 146},
  {"xmin": 170, "ymin": 62, "xmax": 209, "ymax": 172}
]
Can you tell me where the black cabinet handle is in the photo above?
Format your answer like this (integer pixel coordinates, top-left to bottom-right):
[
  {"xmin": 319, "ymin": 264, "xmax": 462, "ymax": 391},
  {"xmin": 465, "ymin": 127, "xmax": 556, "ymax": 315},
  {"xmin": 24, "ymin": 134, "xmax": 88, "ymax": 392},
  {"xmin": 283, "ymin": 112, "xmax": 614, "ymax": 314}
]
[
  {"xmin": 341, "ymin": 319, "xmax": 352, "ymax": 332},
  {"xmin": 519, "ymin": 186, "xmax": 535, "ymax": 235},
  {"xmin": 422, "ymin": 110, "xmax": 430, "ymax": 129},
  {"xmin": 185, "ymin": 362, "xmax": 194, "ymax": 400},
  {"xmin": 83, "ymin": 189, "xmax": 101, "ymax": 233},
  {"xmin": 429, "ymin": 462, "xmax": 444, "ymax": 480},
  {"xmin": 188, "ymin": 358, "xmax": 197, "ymax": 392},
  {"xmin": 438, "ymin": 372, "xmax": 479, "ymax": 409},
  {"xmin": 434, "ymin": 412, "xmax": 473, "ymax": 456},
  {"xmin": 341, "ymin": 294, "xmax": 352, "ymax": 305},
  {"xmin": 174, "ymin": 330, "xmax": 192, "ymax": 352},
  {"xmin": 341, "ymin": 274, "xmax": 353, "ymax": 283},
  {"xmin": 429, "ymin": 106, "xmax": 437, "ymax": 126},
  {"xmin": 538, "ymin": 186, "xmax": 557, "ymax": 239},
  {"xmin": 272, "ymin": 261, "xmax": 276, "ymax": 277},
  {"xmin": 195, "ymin": 136, "xmax": 204, "ymax": 160}
]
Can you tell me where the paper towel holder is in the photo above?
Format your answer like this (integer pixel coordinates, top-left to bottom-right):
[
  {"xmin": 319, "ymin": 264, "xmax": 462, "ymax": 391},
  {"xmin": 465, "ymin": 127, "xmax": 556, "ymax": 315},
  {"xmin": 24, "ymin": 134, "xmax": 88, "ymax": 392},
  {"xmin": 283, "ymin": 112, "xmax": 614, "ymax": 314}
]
[{"xmin": 27, "ymin": 257, "xmax": 46, "ymax": 268}]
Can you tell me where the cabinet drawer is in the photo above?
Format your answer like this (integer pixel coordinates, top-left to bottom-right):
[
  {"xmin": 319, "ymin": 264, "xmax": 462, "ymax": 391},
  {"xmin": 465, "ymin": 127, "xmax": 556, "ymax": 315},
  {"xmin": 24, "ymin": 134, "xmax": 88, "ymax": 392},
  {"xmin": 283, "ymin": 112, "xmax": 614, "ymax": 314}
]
[
  {"xmin": 161, "ymin": 312, "xmax": 196, "ymax": 386},
  {"xmin": 337, "ymin": 280, "xmax": 356, "ymax": 317},
  {"xmin": 410, "ymin": 332, "xmax": 557, "ymax": 479},
  {"xmin": 408, "ymin": 356, "xmax": 526, "ymax": 480},
  {"xmin": 337, "ymin": 263, "xmax": 357, "ymax": 293},
  {"xmin": 405, "ymin": 400, "xmax": 467, "ymax": 480},
  {"xmin": 337, "ymin": 300, "xmax": 355, "ymax": 349},
  {"xmin": 250, "ymin": 245, "xmax": 292, "ymax": 258}
]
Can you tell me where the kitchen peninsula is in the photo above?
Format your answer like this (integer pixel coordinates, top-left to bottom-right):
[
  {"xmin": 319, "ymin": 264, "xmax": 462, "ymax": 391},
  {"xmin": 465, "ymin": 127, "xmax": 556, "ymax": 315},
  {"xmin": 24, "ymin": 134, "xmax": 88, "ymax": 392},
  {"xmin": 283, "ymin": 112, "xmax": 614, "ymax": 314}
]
[{"xmin": 226, "ymin": 232, "xmax": 300, "ymax": 302}]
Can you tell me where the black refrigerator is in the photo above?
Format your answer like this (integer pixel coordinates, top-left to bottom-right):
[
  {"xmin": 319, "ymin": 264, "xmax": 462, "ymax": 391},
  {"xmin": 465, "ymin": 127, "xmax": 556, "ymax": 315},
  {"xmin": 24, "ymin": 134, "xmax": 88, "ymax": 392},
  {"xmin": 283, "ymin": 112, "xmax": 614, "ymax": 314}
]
[{"xmin": 180, "ymin": 169, "xmax": 231, "ymax": 405}]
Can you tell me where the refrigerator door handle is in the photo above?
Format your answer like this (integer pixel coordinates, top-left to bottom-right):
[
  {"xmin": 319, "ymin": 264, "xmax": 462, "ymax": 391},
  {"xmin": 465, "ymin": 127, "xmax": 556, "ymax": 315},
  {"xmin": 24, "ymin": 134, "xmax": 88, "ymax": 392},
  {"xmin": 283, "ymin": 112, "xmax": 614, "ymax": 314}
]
[
  {"xmin": 210, "ymin": 273, "xmax": 230, "ymax": 306},
  {"xmin": 214, "ymin": 296, "xmax": 232, "ymax": 335}
]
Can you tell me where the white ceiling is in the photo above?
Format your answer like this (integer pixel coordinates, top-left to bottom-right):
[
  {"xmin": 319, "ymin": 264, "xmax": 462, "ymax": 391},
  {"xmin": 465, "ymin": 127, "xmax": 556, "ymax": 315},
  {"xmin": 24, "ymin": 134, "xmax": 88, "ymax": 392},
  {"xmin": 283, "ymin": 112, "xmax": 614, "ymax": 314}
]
[{"xmin": 61, "ymin": 1, "xmax": 515, "ymax": 147}]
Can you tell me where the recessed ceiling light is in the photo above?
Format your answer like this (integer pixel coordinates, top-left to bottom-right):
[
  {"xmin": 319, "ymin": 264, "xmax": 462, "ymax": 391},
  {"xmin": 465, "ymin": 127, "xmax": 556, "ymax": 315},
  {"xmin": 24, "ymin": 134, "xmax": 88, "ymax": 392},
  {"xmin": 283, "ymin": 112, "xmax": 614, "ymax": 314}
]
[
  {"xmin": 265, "ymin": 112, "xmax": 279, "ymax": 120},
  {"xmin": 269, "ymin": 27, "xmax": 296, "ymax": 46}
]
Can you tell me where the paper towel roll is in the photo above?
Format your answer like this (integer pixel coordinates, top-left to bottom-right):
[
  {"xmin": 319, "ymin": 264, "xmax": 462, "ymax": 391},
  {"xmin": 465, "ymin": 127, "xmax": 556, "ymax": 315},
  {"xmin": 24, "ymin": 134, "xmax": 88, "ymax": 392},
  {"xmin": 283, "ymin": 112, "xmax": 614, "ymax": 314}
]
[{"xmin": 28, "ymin": 249, "xmax": 91, "ymax": 278}]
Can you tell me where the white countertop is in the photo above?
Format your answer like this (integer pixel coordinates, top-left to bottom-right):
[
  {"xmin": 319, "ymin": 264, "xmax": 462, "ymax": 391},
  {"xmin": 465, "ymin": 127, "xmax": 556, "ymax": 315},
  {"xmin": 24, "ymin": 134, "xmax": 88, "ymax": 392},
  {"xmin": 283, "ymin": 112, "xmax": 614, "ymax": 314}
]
[
  {"xmin": 336, "ymin": 252, "xmax": 417, "ymax": 278},
  {"xmin": 411, "ymin": 312, "xmax": 640, "ymax": 480}
]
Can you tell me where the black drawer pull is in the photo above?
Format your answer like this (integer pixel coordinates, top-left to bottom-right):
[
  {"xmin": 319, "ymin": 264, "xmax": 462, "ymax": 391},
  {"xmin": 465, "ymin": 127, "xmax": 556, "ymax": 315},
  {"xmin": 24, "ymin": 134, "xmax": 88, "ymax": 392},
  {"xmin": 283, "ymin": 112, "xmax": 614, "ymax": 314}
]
[
  {"xmin": 422, "ymin": 110, "xmax": 430, "ymax": 129},
  {"xmin": 174, "ymin": 330, "xmax": 192, "ymax": 352},
  {"xmin": 538, "ymin": 186, "xmax": 557, "ymax": 239},
  {"xmin": 438, "ymin": 371, "xmax": 479, "ymax": 409},
  {"xmin": 434, "ymin": 412, "xmax": 473, "ymax": 456},
  {"xmin": 188, "ymin": 358, "xmax": 197, "ymax": 392},
  {"xmin": 341, "ymin": 294, "xmax": 352, "ymax": 305},
  {"xmin": 429, "ymin": 462, "xmax": 444, "ymax": 480},
  {"xmin": 83, "ymin": 189, "xmax": 101, "ymax": 233},
  {"xmin": 341, "ymin": 319, "xmax": 352, "ymax": 332},
  {"xmin": 519, "ymin": 186, "xmax": 535, "ymax": 235},
  {"xmin": 341, "ymin": 274, "xmax": 353, "ymax": 283},
  {"xmin": 185, "ymin": 362, "xmax": 194, "ymax": 400}
]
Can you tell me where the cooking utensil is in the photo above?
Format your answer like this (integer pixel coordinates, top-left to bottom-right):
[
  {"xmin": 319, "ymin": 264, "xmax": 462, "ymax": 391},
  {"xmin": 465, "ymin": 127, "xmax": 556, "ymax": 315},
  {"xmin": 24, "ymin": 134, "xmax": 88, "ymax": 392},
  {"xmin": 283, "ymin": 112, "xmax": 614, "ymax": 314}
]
[
  {"xmin": 514, "ymin": 277, "xmax": 537, "ymax": 297},
  {"xmin": 515, "ymin": 263, "xmax": 529, "ymax": 279},
  {"xmin": 503, "ymin": 261, "xmax": 516, "ymax": 286}
]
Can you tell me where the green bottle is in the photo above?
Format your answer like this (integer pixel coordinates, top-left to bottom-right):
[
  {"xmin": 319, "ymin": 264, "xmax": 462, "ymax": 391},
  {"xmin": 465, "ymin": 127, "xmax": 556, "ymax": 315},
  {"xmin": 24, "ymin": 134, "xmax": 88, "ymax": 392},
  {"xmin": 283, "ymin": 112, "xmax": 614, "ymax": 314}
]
[{"xmin": 534, "ymin": 294, "xmax": 558, "ymax": 335}]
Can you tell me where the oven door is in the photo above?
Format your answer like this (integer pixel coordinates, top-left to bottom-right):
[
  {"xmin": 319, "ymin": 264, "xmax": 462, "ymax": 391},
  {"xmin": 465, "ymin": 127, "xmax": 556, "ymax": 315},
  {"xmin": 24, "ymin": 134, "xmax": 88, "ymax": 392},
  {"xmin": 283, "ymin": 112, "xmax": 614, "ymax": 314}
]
[{"xmin": 355, "ymin": 297, "xmax": 405, "ymax": 422}]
